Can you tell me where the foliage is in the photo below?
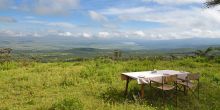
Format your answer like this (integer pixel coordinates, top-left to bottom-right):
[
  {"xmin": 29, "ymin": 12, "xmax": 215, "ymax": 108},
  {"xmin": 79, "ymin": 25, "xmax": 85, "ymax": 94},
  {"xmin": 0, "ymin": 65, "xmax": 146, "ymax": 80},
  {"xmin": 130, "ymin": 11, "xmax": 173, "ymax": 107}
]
[
  {"xmin": 0, "ymin": 48, "xmax": 12, "ymax": 54},
  {"xmin": 0, "ymin": 48, "xmax": 12, "ymax": 64},
  {"xmin": 194, "ymin": 47, "xmax": 213, "ymax": 57},
  {"xmin": 206, "ymin": 0, "xmax": 220, "ymax": 7}
]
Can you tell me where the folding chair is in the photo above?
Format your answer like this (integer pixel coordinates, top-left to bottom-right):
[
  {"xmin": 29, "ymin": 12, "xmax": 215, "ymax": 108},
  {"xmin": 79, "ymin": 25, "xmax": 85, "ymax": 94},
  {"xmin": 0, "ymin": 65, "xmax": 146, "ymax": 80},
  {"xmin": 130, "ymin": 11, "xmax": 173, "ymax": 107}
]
[
  {"xmin": 150, "ymin": 75, "xmax": 178, "ymax": 108},
  {"xmin": 177, "ymin": 73, "xmax": 200, "ymax": 100}
]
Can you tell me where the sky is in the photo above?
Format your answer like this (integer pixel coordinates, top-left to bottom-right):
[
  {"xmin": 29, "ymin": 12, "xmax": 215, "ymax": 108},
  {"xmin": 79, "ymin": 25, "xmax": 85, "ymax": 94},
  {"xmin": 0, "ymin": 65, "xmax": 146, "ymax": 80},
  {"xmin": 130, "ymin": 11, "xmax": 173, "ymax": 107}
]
[{"xmin": 0, "ymin": 0, "xmax": 220, "ymax": 40}]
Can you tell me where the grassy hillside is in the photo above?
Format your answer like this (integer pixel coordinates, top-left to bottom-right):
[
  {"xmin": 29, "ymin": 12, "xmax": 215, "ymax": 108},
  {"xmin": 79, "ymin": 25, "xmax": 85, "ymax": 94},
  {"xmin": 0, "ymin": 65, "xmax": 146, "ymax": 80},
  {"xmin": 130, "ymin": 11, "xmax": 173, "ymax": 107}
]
[{"xmin": 0, "ymin": 57, "xmax": 220, "ymax": 110}]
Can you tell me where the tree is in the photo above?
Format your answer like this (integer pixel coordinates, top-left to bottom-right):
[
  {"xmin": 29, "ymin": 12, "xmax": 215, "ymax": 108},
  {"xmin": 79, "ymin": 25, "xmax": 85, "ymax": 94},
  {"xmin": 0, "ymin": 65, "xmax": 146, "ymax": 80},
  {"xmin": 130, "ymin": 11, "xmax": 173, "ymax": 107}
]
[
  {"xmin": 206, "ymin": 0, "xmax": 220, "ymax": 7},
  {"xmin": 194, "ymin": 47, "xmax": 213, "ymax": 57},
  {"xmin": 113, "ymin": 50, "xmax": 122, "ymax": 60},
  {"xmin": 0, "ymin": 48, "xmax": 12, "ymax": 54},
  {"xmin": 0, "ymin": 48, "xmax": 12, "ymax": 64}
]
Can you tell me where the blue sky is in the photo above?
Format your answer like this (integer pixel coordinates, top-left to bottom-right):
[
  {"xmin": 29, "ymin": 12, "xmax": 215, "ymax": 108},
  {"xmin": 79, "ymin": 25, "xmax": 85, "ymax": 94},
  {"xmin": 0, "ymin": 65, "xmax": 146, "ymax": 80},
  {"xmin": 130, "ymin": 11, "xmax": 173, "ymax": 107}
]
[{"xmin": 0, "ymin": 0, "xmax": 220, "ymax": 40}]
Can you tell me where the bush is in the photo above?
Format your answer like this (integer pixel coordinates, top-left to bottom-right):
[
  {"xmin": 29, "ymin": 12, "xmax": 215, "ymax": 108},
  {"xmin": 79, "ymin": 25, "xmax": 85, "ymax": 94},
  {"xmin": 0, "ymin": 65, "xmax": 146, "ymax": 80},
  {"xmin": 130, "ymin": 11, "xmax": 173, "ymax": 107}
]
[
  {"xmin": 194, "ymin": 57, "xmax": 207, "ymax": 63},
  {"xmin": 0, "ymin": 62, "xmax": 18, "ymax": 70},
  {"xmin": 214, "ymin": 57, "xmax": 220, "ymax": 63},
  {"xmin": 49, "ymin": 98, "xmax": 83, "ymax": 110}
]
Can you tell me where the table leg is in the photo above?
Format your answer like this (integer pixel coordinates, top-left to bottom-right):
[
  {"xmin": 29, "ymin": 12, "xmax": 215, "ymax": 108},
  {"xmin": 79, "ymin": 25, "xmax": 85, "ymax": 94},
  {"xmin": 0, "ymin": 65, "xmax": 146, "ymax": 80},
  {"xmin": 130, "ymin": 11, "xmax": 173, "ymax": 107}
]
[
  {"xmin": 124, "ymin": 77, "xmax": 130, "ymax": 96},
  {"xmin": 141, "ymin": 84, "xmax": 145, "ymax": 98}
]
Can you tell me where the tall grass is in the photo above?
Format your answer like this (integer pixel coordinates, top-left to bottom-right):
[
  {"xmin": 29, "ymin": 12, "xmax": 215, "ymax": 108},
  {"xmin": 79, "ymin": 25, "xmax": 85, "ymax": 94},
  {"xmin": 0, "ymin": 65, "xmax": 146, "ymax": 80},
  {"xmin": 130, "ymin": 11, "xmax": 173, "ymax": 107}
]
[{"xmin": 0, "ymin": 57, "xmax": 219, "ymax": 109}]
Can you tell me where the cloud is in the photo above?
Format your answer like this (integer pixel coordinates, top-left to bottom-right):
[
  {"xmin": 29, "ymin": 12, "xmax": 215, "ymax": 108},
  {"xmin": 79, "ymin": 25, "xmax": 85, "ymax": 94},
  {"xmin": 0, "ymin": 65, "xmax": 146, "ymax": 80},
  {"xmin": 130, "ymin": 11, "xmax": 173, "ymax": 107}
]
[
  {"xmin": 102, "ymin": 7, "xmax": 152, "ymax": 15},
  {"xmin": 203, "ymin": 6, "xmax": 220, "ymax": 24},
  {"xmin": 89, "ymin": 11, "xmax": 108, "ymax": 22},
  {"xmin": 0, "ymin": 29, "xmax": 26, "ymax": 37},
  {"xmin": 0, "ymin": 16, "xmax": 16, "ymax": 23},
  {"xmin": 102, "ymin": 4, "xmax": 220, "ymax": 40},
  {"xmin": 2, "ymin": 28, "xmax": 220, "ymax": 40},
  {"xmin": 81, "ymin": 33, "xmax": 92, "ymax": 38},
  {"xmin": 133, "ymin": 31, "xmax": 145, "ymax": 37},
  {"xmin": 2, "ymin": 0, "xmax": 80, "ymax": 15},
  {"xmin": 0, "ymin": 0, "xmax": 80, "ymax": 15},
  {"xmin": 26, "ymin": 20, "xmax": 75, "ymax": 28},
  {"xmin": 26, "ymin": 20, "xmax": 45, "ymax": 24},
  {"xmin": 58, "ymin": 32, "xmax": 73, "ymax": 37},
  {"xmin": 24, "ymin": 16, "xmax": 36, "ymax": 19},
  {"xmin": 98, "ymin": 32, "xmax": 110, "ymax": 38},
  {"xmin": 142, "ymin": 0, "xmax": 204, "ymax": 5},
  {"xmin": 32, "ymin": 0, "xmax": 78, "ymax": 15},
  {"xmin": 48, "ymin": 22, "xmax": 75, "ymax": 28},
  {"xmin": 1, "ymin": 0, "xmax": 220, "ymax": 40},
  {"xmin": 0, "ymin": 0, "xmax": 13, "ymax": 9}
]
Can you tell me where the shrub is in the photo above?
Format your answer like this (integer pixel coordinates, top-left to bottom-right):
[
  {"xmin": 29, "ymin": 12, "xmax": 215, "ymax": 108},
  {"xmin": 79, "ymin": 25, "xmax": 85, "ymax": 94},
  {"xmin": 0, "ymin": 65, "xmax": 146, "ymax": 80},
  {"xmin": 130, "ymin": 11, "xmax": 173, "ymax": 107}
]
[
  {"xmin": 214, "ymin": 57, "xmax": 220, "ymax": 63},
  {"xmin": 194, "ymin": 57, "xmax": 207, "ymax": 63},
  {"xmin": 49, "ymin": 98, "xmax": 83, "ymax": 110}
]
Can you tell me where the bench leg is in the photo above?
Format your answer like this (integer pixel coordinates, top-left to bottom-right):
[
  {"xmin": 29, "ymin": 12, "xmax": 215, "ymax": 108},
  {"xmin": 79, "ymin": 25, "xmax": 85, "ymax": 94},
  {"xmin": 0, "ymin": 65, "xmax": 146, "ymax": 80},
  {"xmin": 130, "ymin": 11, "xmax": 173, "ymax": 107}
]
[
  {"xmin": 124, "ymin": 77, "xmax": 130, "ymax": 96},
  {"xmin": 141, "ymin": 84, "xmax": 145, "ymax": 98}
]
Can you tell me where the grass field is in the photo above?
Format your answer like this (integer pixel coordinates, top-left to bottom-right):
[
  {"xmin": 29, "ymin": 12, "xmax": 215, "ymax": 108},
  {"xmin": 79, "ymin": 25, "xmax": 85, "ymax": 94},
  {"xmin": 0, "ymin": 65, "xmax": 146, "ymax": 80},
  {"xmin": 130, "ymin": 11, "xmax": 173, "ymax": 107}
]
[{"xmin": 0, "ymin": 57, "xmax": 220, "ymax": 110}]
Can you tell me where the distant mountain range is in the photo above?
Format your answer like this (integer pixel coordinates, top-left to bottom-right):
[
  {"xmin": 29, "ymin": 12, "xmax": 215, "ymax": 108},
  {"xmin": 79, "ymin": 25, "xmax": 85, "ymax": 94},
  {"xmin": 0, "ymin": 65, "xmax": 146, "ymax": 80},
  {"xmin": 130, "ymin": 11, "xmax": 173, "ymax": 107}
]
[{"xmin": 1, "ymin": 36, "xmax": 220, "ymax": 50}]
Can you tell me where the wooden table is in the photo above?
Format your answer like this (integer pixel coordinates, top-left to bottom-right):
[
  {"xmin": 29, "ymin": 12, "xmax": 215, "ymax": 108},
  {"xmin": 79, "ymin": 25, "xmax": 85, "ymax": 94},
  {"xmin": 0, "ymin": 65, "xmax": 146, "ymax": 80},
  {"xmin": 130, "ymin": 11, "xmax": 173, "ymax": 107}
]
[{"xmin": 121, "ymin": 70, "xmax": 188, "ymax": 98}]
